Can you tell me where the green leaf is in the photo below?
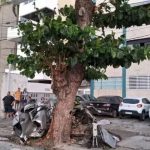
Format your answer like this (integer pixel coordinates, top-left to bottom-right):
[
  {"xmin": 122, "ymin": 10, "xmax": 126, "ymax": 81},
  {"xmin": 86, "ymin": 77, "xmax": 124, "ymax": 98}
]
[
  {"xmin": 71, "ymin": 57, "xmax": 78, "ymax": 67},
  {"xmin": 124, "ymin": 60, "xmax": 131, "ymax": 68},
  {"xmin": 7, "ymin": 3, "xmax": 150, "ymax": 81},
  {"xmin": 117, "ymin": 51, "xmax": 124, "ymax": 59}
]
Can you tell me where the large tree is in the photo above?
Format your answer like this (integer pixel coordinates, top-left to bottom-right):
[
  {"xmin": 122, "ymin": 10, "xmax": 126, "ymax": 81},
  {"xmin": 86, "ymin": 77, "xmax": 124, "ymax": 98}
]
[{"xmin": 8, "ymin": 0, "xmax": 150, "ymax": 146}]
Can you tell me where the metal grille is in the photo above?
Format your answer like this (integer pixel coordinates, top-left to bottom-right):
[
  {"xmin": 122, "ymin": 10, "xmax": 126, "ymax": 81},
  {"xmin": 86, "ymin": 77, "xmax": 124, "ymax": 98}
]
[
  {"xmin": 129, "ymin": 76, "xmax": 150, "ymax": 89},
  {"xmin": 94, "ymin": 76, "xmax": 150, "ymax": 90}
]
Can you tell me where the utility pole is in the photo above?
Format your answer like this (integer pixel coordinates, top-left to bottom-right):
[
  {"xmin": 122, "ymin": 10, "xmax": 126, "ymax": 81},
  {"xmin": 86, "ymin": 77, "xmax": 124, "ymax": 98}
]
[
  {"xmin": 90, "ymin": 80, "xmax": 94, "ymax": 96},
  {"xmin": 0, "ymin": 1, "xmax": 4, "ymax": 117},
  {"xmin": 90, "ymin": 0, "xmax": 97, "ymax": 97},
  {"xmin": 0, "ymin": 2, "xmax": 18, "ymax": 117},
  {"xmin": 122, "ymin": 27, "xmax": 127, "ymax": 98}
]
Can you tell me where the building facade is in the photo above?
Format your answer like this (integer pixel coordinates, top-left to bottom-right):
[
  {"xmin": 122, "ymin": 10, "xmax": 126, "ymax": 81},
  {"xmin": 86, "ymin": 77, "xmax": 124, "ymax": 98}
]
[
  {"xmin": 94, "ymin": 24, "xmax": 150, "ymax": 98},
  {"xmin": 0, "ymin": 2, "xmax": 17, "ymax": 113},
  {"xmin": 1, "ymin": 0, "xmax": 150, "ymax": 112},
  {"xmin": 0, "ymin": 0, "xmax": 58, "ymax": 117},
  {"xmin": 6, "ymin": 0, "xmax": 57, "ymax": 95},
  {"xmin": 57, "ymin": 0, "xmax": 150, "ymax": 98}
]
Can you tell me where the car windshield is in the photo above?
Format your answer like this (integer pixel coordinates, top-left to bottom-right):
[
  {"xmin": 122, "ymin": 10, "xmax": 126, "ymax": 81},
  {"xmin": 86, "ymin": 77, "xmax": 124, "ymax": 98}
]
[
  {"xmin": 97, "ymin": 96, "xmax": 122, "ymax": 104},
  {"xmin": 98, "ymin": 97, "xmax": 110, "ymax": 103},
  {"xmin": 82, "ymin": 95, "xmax": 90, "ymax": 101},
  {"xmin": 82, "ymin": 94, "xmax": 96, "ymax": 101},
  {"xmin": 89, "ymin": 95, "xmax": 97, "ymax": 101},
  {"xmin": 123, "ymin": 99, "xmax": 139, "ymax": 104}
]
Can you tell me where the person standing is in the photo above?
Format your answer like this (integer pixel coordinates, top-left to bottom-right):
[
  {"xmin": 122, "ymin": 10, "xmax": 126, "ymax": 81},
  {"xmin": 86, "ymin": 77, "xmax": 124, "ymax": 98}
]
[
  {"xmin": 14, "ymin": 88, "xmax": 22, "ymax": 111},
  {"xmin": 21, "ymin": 88, "xmax": 28, "ymax": 107},
  {"xmin": 2, "ymin": 91, "xmax": 15, "ymax": 119}
]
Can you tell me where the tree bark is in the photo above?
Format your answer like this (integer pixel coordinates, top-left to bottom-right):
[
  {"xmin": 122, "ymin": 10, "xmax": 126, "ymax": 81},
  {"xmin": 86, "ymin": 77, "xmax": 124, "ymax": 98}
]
[
  {"xmin": 75, "ymin": 0, "xmax": 95, "ymax": 29},
  {"xmin": 47, "ymin": 64, "xmax": 84, "ymax": 145}
]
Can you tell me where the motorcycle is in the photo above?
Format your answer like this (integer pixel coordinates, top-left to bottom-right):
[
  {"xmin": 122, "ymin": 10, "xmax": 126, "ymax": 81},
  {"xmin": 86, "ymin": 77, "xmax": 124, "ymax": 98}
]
[{"xmin": 13, "ymin": 99, "xmax": 52, "ymax": 144}]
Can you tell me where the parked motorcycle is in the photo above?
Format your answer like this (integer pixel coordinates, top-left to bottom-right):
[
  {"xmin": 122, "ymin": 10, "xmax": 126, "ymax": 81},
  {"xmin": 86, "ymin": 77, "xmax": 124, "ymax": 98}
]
[{"xmin": 13, "ymin": 99, "xmax": 52, "ymax": 143}]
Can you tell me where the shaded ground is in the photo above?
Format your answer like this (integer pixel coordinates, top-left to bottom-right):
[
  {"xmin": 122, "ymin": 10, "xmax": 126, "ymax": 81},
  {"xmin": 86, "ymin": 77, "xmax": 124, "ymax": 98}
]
[{"xmin": 0, "ymin": 116, "xmax": 150, "ymax": 150}]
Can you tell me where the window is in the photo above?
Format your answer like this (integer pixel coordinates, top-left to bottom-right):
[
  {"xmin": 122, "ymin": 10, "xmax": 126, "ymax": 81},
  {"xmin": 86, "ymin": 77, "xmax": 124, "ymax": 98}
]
[
  {"xmin": 129, "ymin": 76, "xmax": 150, "ymax": 89},
  {"xmin": 97, "ymin": 96, "xmax": 122, "ymax": 104},
  {"xmin": 98, "ymin": 97, "xmax": 110, "ymax": 103},
  {"xmin": 129, "ymin": 77, "xmax": 137, "ymax": 89},
  {"xmin": 142, "ymin": 98, "xmax": 150, "ymax": 104},
  {"xmin": 142, "ymin": 99, "xmax": 147, "ymax": 104},
  {"xmin": 123, "ymin": 99, "xmax": 139, "ymax": 104},
  {"xmin": 89, "ymin": 95, "xmax": 97, "ymax": 101},
  {"xmin": 76, "ymin": 96, "xmax": 84, "ymax": 102},
  {"xmin": 94, "ymin": 77, "xmax": 122, "ymax": 90},
  {"xmin": 24, "ymin": 0, "xmax": 33, "ymax": 4},
  {"xmin": 82, "ymin": 95, "xmax": 90, "ymax": 101}
]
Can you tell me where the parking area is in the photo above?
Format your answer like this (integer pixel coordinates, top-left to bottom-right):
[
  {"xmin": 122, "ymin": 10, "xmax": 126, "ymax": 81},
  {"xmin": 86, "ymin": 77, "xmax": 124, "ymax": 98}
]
[
  {"xmin": 102, "ymin": 117, "xmax": 150, "ymax": 137},
  {"xmin": 97, "ymin": 116, "xmax": 150, "ymax": 150}
]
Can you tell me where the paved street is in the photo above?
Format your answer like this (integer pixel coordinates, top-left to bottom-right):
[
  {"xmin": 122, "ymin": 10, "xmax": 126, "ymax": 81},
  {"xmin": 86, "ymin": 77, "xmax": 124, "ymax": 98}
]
[{"xmin": 0, "ymin": 116, "xmax": 150, "ymax": 150}]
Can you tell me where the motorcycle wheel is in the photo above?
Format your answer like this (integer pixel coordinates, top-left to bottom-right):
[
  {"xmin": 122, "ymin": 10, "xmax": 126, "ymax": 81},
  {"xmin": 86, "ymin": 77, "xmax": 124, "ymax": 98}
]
[{"xmin": 13, "ymin": 123, "xmax": 22, "ymax": 137}]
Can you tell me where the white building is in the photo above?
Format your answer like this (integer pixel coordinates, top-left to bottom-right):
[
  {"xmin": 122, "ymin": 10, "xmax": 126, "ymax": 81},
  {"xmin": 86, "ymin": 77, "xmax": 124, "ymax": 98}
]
[
  {"xmin": 6, "ymin": 0, "xmax": 89, "ymax": 101},
  {"xmin": 56, "ymin": 0, "xmax": 150, "ymax": 98},
  {"xmin": 0, "ymin": 0, "xmax": 59, "ymax": 116},
  {"xmin": 4, "ymin": 0, "xmax": 150, "ymax": 108},
  {"xmin": 94, "ymin": 0, "xmax": 150, "ymax": 98}
]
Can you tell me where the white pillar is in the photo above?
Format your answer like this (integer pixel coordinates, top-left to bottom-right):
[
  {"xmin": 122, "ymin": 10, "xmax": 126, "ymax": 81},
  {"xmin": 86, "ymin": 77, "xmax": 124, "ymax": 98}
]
[{"xmin": 7, "ymin": 64, "xmax": 11, "ymax": 92}]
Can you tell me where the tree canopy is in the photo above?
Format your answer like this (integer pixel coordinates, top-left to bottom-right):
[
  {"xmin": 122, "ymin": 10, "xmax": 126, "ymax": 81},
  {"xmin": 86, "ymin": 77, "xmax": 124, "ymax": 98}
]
[
  {"xmin": 7, "ymin": 0, "xmax": 150, "ymax": 145},
  {"xmin": 8, "ymin": 0, "xmax": 150, "ymax": 80}
]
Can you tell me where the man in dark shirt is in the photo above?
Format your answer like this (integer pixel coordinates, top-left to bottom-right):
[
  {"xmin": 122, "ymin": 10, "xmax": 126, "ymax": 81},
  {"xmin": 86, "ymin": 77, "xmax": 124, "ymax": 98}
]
[{"xmin": 2, "ymin": 91, "xmax": 15, "ymax": 119}]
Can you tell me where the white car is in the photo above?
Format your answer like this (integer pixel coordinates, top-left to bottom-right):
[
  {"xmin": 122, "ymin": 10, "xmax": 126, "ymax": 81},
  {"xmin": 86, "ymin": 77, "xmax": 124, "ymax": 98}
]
[{"xmin": 119, "ymin": 97, "xmax": 150, "ymax": 121}]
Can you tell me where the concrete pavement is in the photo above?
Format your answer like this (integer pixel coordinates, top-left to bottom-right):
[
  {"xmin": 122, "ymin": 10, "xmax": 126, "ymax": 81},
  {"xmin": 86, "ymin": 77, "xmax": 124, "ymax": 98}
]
[
  {"xmin": 117, "ymin": 136, "xmax": 150, "ymax": 150},
  {"xmin": 0, "ymin": 117, "xmax": 150, "ymax": 150},
  {"xmin": 0, "ymin": 140, "xmax": 43, "ymax": 150},
  {"xmin": 0, "ymin": 118, "xmax": 44, "ymax": 150}
]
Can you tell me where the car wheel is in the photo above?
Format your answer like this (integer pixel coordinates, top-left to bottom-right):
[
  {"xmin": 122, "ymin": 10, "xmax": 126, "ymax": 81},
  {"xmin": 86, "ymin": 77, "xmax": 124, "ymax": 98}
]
[
  {"xmin": 140, "ymin": 111, "xmax": 145, "ymax": 121},
  {"xmin": 112, "ymin": 110, "xmax": 117, "ymax": 118},
  {"xmin": 119, "ymin": 113, "xmax": 124, "ymax": 119}
]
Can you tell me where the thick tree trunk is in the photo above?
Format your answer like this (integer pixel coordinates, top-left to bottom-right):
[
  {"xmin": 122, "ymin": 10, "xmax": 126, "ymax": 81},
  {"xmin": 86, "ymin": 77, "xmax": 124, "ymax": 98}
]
[
  {"xmin": 45, "ymin": 0, "xmax": 96, "ymax": 146},
  {"xmin": 47, "ymin": 64, "xmax": 84, "ymax": 145}
]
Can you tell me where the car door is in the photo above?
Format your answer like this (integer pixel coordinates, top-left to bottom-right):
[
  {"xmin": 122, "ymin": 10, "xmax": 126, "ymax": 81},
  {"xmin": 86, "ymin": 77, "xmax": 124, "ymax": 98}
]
[{"xmin": 111, "ymin": 96, "xmax": 122, "ymax": 111}]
